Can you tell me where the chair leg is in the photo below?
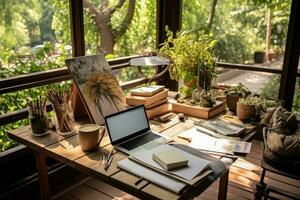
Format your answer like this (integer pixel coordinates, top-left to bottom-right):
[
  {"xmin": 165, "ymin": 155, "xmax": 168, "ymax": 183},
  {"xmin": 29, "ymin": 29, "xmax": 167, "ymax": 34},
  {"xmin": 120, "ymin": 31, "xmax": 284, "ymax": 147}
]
[
  {"xmin": 263, "ymin": 187, "xmax": 270, "ymax": 200},
  {"xmin": 255, "ymin": 168, "xmax": 267, "ymax": 200}
]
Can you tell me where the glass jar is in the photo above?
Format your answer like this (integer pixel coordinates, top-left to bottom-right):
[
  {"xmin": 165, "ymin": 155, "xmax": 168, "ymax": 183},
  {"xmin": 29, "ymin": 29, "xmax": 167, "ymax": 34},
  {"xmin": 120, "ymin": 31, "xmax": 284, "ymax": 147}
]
[
  {"xmin": 52, "ymin": 101, "xmax": 75, "ymax": 136},
  {"xmin": 28, "ymin": 106, "xmax": 49, "ymax": 136}
]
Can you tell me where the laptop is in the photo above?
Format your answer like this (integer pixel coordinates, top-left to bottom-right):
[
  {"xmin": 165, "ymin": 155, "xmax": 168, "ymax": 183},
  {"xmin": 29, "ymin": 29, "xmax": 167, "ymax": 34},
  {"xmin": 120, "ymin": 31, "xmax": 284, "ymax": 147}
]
[{"xmin": 105, "ymin": 105, "xmax": 172, "ymax": 154}]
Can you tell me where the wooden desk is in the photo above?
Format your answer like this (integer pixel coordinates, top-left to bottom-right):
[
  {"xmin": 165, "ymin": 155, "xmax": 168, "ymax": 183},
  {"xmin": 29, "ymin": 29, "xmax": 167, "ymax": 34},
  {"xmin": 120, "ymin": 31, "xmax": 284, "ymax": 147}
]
[{"xmin": 8, "ymin": 116, "xmax": 253, "ymax": 200}]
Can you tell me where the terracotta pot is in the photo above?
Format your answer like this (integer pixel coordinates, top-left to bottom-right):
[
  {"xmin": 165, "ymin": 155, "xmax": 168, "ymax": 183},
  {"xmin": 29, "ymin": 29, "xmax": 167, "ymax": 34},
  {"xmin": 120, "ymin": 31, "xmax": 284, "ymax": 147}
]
[
  {"xmin": 184, "ymin": 79, "xmax": 197, "ymax": 88},
  {"xmin": 226, "ymin": 94, "xmax": 240, "ymax": 113},
  {"xmin": 236, "ymin": 102, "xmax": 256, "ymax": 122}
]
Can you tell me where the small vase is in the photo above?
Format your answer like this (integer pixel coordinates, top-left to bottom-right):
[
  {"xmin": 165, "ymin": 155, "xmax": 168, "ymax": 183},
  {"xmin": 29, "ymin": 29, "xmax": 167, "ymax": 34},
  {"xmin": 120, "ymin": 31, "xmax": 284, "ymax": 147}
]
[
  {"xmin": 52, "ymin": 102, "xmax": 75, "ymax": 136},
  {"xmin": 28, "ymin": 106, "xmax": 49, "ymax": 136}
]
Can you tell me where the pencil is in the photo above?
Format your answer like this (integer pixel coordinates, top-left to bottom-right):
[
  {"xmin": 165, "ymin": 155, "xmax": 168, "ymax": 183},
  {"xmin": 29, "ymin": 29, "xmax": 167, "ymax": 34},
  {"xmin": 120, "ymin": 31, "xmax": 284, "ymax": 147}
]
[
  {"xmin": 104, "ymin": 154, "xmax": 114, "ymax": 171},
  {"xmin": 177, "ymin": 135, "xmax": 192, "ymax": 142}
]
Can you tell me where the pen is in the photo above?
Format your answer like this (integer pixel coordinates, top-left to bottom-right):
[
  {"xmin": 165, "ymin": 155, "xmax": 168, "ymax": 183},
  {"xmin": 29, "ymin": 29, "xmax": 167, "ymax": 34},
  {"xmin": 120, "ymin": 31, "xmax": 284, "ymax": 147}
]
[
  {"xmin": 135, "ymin": 177, "xmax": 144, "ymax": 185},
  {"xmin": 104, "ymin": 154, "xmax": 114, "ymax": 171},
  {"xmin": 196, "ymin": 127, "xmax": 217, "ymax": 138},
  {"xmin": 177, "ymin": 135, "xmax": 192, "ymax": 142}
]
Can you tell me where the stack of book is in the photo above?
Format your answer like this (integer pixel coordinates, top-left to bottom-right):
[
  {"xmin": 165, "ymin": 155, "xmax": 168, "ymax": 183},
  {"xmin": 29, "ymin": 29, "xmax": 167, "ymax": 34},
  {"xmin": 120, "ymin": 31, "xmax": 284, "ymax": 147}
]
[{"xmin": 126, "ymin": 85, "xmax": 170, "ymax": 119}]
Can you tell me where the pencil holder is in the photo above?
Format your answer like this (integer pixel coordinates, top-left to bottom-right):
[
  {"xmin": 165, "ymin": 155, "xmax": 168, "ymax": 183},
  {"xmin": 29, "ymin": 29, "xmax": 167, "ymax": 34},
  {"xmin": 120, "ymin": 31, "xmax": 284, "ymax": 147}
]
[
  {"xmin": 28, "ymin": 105, "xmax": 49, "ymax": 136},
  {"xmin": 52, "ymin": 101, "xmax": 75, "ymax": 136}
]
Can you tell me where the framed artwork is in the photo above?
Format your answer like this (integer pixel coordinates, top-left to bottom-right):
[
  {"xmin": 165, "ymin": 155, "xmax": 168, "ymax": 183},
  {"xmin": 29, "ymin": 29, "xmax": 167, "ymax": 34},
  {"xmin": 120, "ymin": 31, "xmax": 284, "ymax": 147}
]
[{"xmin": 65, "ymin": 54, "xmax": 126, "ymax": 125}]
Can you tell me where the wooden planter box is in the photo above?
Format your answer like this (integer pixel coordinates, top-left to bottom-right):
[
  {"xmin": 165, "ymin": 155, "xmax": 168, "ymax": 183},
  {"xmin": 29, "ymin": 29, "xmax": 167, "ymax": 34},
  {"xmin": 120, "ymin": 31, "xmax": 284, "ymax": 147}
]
[{"xmin": 171, "ymin": 101, "xmax": 226, "ymax": 119}]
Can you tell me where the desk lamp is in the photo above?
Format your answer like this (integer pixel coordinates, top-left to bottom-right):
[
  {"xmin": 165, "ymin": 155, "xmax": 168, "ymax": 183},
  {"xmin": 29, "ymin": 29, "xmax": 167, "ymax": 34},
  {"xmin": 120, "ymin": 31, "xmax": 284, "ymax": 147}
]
[{"xmin": 129, "ymin": 56, "xmax": 171, "ymax": 83}]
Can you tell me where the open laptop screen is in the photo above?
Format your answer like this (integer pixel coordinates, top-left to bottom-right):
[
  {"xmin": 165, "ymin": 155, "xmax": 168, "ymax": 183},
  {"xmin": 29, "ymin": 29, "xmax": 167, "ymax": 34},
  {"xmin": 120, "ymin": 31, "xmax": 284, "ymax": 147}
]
[{"xmin": 105, "ymin": 105, "xmax": 149, "ymax": 144}]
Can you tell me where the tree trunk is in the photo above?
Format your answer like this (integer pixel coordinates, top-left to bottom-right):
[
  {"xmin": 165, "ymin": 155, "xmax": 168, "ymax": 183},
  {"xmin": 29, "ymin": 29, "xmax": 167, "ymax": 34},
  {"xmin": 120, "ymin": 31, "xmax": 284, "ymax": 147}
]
[
  {"xmin": 266, "ymin": 8, "xmax": 272, "ymax": 63},
  {"xmin": 207, "ymin": 0, "xmax": 218, "ymax": 31},
  {"xmin": 95, "ymin": 15, "xmax": 115, "ymax": 54},
  {"xmin": 83, "ymin": 0, "xmax": 136, "ymax": 54}
]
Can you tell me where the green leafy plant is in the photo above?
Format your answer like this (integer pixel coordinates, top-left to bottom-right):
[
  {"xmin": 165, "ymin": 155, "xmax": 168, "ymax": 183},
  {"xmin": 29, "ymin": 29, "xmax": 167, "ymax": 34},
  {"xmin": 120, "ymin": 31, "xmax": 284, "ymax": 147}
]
[
  {"xmin": 158, "ymin": 29, "xmax": 217, "ymax": 91},
  {"xmin": 239, "ymin": 96, "xmax": 263, "ymax": 107},
  {"xmin": 226, "ymin": 83, "xmax": 251, "ymax": 98}
]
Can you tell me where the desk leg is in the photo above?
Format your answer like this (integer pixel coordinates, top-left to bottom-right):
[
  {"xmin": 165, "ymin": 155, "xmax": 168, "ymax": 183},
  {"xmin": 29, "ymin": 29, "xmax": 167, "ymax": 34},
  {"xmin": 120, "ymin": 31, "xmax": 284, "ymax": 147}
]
[
  {"xmin": 34, "ymin": 152, "xmax": 51, "ymax": 200},
  {"xmin": 218, "ymin": 169, "xmax": 229, "ymax": 200}
]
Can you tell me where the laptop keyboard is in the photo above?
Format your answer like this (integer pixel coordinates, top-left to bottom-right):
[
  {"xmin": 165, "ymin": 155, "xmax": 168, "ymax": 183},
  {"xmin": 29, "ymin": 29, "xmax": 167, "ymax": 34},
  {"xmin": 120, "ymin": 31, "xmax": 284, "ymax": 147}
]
[{"xmin": 119, "ymin": 132, "xmax": 161, "ymax": 151}]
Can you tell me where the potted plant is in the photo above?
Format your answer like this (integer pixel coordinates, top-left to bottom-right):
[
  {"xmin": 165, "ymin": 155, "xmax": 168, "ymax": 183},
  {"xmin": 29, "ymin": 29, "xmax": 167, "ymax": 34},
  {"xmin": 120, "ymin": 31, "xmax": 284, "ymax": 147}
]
[
  {"xmin": 225, "ymin": 83, "xmax": 250, "ymax": 113},
  {"xmin": 236, "ymin": 96, "xmax": 262, "ymax": 122},
  {"xmin": 158, "ymin": 30, "xmax": 217, "ymax": 100},
  {"xmin": 254, "ymin": 51, "xmax": 265, "ymax": 63}
]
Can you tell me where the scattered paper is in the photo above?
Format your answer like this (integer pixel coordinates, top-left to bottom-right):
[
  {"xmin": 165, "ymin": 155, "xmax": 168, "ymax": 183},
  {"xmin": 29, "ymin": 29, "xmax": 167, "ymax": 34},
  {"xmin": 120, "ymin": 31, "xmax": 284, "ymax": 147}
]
[{"xmin": 178, "ymin": 128, "xmax": 252, "ymax": 154}]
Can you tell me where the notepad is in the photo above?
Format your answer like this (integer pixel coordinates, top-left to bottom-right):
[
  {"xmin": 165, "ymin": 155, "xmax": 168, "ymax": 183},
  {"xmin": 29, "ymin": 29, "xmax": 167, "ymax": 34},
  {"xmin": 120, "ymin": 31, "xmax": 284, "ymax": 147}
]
[
  {"xmin": 153, "ymin": 148, "xmax": 188, "ymax": 170},
  {"xmin": 130, "ymin": 85, "xmax": 165, "ymax": 97}
]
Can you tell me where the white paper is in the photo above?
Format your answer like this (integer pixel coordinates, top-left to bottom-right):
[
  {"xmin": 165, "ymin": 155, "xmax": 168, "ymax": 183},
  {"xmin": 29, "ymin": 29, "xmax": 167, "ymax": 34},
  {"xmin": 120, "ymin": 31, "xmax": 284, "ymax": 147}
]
[
  {"xmin": 178, "ymin": 128, "xmax": 251, "ymax": 154},
  {"xmin": 190, "ymin": 137, "xmax": 235, "ymax": 155},
  {"xmin": 131, "ymin": 144, "xmax": 211, "ymax": 180},
  {"xmin": 234, "ymin": 141, "xmax": 252, "ymax": 153},
  {"xmin": 118, "ymin": 158, "xmax": 186, "ymax": 194}
]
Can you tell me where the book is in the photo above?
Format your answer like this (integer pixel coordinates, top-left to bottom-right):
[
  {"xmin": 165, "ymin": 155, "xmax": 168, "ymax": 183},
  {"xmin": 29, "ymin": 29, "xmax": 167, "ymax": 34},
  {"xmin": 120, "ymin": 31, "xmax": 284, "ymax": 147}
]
[
  {"xmin": 130, "ymin": 85, "xmax": 165, "ymax": 97},
  {"xmin": 146, "ymin": 98, "xmax": 168, "ymax": 109},
  {"xmin": 153, "ymin": 148, "xmax": 188, "ymax": 170},
  {"xmin": 146, "ymin": 103, "xmax": 171, "ymax": 119},
  {"xmin": 195, "ymin": 118, "xmax": 245, "ymax": 136},
  {"xmin": 126, "ymin": 89, "xmax": 169, "ymax": 108}
]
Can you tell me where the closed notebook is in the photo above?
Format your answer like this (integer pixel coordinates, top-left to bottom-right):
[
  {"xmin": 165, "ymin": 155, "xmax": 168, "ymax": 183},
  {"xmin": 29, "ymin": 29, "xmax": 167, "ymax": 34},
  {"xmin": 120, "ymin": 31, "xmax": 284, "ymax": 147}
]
[
  {"xmin": 130, "ymin": 85, "xmax": 165, "ymax": 97},
  {"xmin": 153, "ymin": 148, "xmax": 188, "ymax": 170}
]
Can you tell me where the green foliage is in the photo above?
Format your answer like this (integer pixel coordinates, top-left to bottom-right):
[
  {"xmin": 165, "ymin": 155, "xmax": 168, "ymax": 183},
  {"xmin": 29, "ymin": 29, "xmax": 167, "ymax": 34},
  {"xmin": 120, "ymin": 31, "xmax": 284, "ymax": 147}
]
[
  {"xmin": 239, "ymin": 96, "xmax": 263, "ymax": 108},
  {"xmin": 0, "ymin": 43, "xmax": 71, "ymax": 152},
  {"xmin": 0, "ymin": 119, "xmax": 28, "ymax": 152},
  {"xmin": 259, "ymin": 75, "xmax": 280, "ymax": 99},
  {"xmin": 260, "ymin": 76, "xmax": 300, "ymax": 117},
  {"xmin": 182, "ymin": 0, "xmax": 291, "ymax": 63},
  {"xmin": 179, "ymin": 85, "xmax": 196, "ymax": 97},
  {"xmin": 158, "ymin": 30, "xmax": 217, "ymax": 85},
  {"xmin": 226, "ymin": 83, "xmax": 251, "ymax": 98}
]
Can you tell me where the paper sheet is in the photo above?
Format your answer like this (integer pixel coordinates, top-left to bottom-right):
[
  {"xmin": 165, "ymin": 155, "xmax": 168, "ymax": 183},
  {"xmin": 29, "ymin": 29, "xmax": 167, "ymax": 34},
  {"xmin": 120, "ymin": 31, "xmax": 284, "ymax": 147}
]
[
  {"xmin": 178, "ymin": 128, "xmax": 252, "ymax": 154},
  {"xmin": 118, "ymin": 158, "xmax": 186, "ymax": 194}
]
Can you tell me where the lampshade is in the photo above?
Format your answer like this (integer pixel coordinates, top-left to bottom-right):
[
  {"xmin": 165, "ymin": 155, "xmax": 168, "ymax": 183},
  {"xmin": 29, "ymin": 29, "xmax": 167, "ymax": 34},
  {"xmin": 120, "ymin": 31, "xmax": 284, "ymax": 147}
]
[{"xmin": 129, "ymin": 56, "xmax": 171, "ymax": 66}]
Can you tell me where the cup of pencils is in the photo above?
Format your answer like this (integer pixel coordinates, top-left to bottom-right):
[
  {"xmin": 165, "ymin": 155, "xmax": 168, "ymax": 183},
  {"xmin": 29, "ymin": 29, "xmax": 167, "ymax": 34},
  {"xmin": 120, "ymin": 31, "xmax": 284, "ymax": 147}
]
[
  {"xmin": 46, "ymin": 88, "xmax": 75, "ymax": 136},
  {"xmin": 28, "ymin": 97, "xmax": 49, "ymax": 136}
]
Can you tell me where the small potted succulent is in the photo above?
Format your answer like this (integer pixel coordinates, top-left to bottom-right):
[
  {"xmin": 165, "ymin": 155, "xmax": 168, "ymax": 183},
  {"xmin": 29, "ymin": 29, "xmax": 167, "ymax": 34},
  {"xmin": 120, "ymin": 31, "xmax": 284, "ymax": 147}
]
[
  {"xmin": 236, "ymin": 96, "xmax": 262, "ymax": 122},
  {"xmin": 225, "ymin": 83, "xmax": 251, "ymax": 113}
]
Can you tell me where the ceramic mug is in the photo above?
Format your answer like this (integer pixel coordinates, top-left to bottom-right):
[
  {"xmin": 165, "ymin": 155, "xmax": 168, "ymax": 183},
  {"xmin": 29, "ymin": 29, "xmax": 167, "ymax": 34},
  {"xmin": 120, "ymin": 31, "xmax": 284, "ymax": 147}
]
[{"xmin": 78, "ymin": 124, "xmax": 105, "ymax": 151}]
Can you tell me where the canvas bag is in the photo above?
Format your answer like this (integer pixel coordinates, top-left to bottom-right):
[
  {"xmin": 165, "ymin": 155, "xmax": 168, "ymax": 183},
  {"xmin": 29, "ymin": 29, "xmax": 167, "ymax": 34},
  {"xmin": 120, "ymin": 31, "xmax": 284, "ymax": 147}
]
[{"xmin": 261, "ymin": 107, "xmax": 300, "ymax": 168}]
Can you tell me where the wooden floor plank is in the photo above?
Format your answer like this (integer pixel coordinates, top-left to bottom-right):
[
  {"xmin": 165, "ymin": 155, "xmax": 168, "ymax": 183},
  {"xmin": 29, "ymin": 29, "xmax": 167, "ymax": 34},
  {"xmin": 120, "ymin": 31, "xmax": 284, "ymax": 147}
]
[
  {"xmin": 85, "ymin": 179, "xmax": 139, "ymax": 200},
  {"xmin": 55, "ymin": 194, "xmax": 78, "ymax": 200},
  {"xmin": 68, "ymin": 185, "xmax": 112, "ymax": 200}
]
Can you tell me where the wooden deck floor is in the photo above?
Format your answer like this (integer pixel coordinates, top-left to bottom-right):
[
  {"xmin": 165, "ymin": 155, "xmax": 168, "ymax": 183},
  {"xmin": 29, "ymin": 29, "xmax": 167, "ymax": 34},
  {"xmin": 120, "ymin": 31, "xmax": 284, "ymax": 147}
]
[{"xmin": 55, "ymin": 140, "xmax": 300, "ymax": 200}]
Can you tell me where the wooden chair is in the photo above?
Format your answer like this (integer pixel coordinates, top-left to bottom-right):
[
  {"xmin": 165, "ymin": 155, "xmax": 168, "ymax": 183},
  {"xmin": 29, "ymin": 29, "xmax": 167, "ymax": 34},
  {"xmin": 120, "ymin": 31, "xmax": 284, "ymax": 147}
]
[{"xmin": 255, "ymin": 128, "xmax": 300, "ymax": 200}]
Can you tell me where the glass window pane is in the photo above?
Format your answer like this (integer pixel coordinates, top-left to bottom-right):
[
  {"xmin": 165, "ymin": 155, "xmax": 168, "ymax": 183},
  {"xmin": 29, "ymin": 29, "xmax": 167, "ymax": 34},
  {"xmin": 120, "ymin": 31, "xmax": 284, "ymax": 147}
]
[
  {"xmin": 182, "ymin": 0, "xmax": 291, "ymax": 67},
  {"xmin": 0, "ymin": 1, "xmax": 71, "ymax": 78},
  {"xmin": 83, "ymin": 0, "xmax": 156, "ymax": 57},
  {"xmin": 215, "ymin": 69, "xmax": 280, "ymax": 98}
]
